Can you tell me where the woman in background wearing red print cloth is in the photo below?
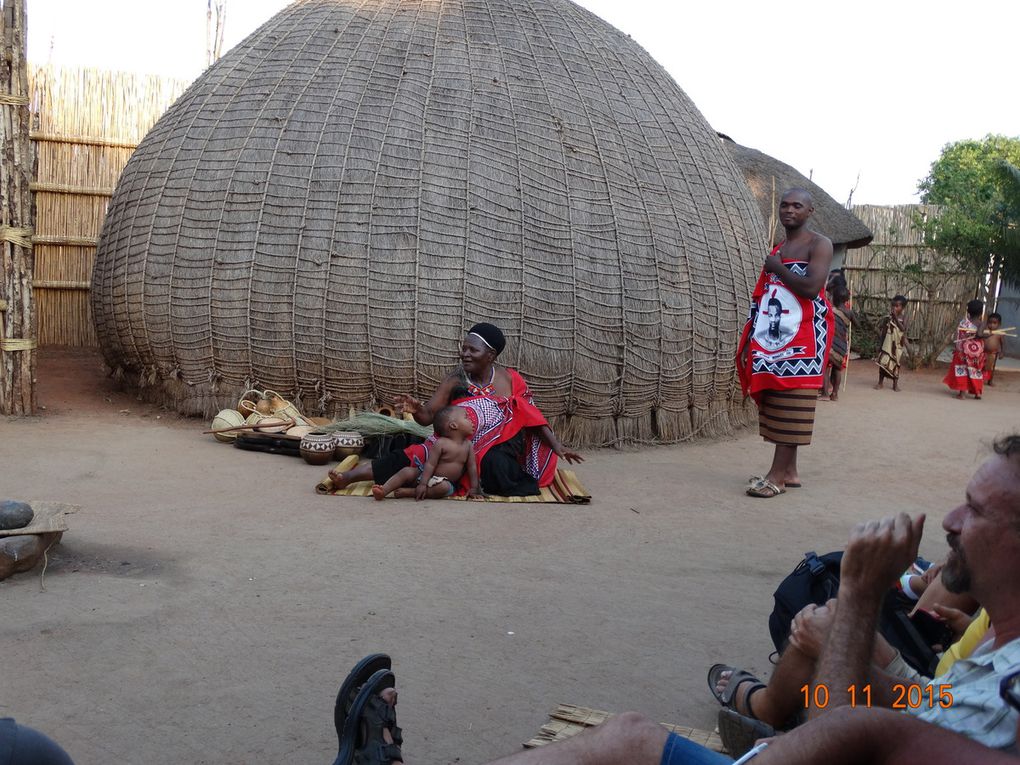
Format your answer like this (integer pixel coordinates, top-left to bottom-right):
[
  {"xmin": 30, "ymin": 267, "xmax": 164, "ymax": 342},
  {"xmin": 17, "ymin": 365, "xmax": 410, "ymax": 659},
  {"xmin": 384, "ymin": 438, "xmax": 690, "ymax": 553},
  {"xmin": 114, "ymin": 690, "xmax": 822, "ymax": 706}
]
[{"xmin": 943, "ymin": 299, "xmax": 990, "ymax": 400}]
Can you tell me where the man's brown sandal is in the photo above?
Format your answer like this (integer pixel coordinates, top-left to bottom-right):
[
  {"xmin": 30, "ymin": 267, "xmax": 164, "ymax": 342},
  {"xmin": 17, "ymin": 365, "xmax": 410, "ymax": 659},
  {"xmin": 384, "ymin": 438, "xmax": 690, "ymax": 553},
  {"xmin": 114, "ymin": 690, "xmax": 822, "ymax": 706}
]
[{"xmin": 746, "ymin": 477, "xmax": 785, "ymax": 498}]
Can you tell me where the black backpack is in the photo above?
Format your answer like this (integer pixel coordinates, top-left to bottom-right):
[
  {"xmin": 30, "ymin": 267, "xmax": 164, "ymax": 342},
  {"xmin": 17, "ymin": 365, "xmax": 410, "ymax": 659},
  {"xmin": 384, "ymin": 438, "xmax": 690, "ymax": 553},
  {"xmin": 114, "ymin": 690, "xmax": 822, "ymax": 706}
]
[
  {"xmin": 769, "ymin": 551, "xmax": 842, "ymax": 652},
  {"xmin": 769, "ymin": 551, "xmax": 940, "ymax": 677}
]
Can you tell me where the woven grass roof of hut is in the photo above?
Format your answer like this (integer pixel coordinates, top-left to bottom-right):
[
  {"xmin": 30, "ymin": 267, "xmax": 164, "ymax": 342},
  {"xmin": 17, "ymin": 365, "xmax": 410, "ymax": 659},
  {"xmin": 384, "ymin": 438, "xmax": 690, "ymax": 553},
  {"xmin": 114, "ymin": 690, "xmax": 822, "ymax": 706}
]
[
  {"xmin": 720, "ymin": 134, "xmax": 873, "ymax": 250},
  {"xmin": 92, "ymin": 0, "xmax": 767, "ymax": 447}
]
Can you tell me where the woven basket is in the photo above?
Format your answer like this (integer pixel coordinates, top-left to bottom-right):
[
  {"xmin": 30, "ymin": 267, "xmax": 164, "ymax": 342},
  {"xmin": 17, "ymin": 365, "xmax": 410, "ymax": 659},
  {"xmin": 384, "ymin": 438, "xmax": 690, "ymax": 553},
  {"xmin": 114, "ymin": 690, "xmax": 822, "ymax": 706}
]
[{"xmin": 264, "ymin": 388, "xmax": 309, "ymax": 426}]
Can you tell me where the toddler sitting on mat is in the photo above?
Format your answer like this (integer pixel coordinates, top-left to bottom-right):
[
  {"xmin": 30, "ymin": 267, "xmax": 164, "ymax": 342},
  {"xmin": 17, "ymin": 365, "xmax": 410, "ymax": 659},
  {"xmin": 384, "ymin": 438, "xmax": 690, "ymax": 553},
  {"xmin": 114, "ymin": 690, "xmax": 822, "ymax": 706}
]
[{"xmin": 329, "ymin": 405, "xmax": 481, "ymax": 501}]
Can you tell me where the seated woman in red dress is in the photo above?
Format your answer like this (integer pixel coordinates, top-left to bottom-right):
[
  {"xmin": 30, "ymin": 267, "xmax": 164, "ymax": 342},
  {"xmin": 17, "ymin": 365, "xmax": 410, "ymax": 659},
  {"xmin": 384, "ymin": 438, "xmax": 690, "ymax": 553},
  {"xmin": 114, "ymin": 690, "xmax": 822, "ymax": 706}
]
[{"xmin": 329, "ymin": 322, "xmax": 582, "ymax": 496}]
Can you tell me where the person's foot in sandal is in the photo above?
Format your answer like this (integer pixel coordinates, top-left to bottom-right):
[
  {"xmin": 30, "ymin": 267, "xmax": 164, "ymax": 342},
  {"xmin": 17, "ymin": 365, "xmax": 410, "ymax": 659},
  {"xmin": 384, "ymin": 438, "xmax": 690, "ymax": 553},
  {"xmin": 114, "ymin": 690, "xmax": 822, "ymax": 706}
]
[
  {"xmin": 355, "ymin": 688, "xmax": 403, "ymax": 765},
  {"xmin": 334, "ymin": 661, "xmax": 403, "ymax": 765},
  {"xmin": 334, "ymin": 654, "xmax": 392, "ymax": 743},
  {"xmin": 749, "ymin": 474, "xmax": 800, "ymax": 488},
  {"xmin": 707, "ymin": 664, "xmax": 766, "ymax": 719},
  {"xmin": 746, "ymin": 477, "xmax": 785, "ymax": 498}
]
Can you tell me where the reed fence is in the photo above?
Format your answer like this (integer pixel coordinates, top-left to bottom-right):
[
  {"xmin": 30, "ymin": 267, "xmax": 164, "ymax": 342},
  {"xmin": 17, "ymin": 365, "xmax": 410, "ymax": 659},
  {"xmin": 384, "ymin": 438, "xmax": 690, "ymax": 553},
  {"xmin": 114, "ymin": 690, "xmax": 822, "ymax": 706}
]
[
  {"xmin": 847, "ymin": 204, "xmax": 981, "ymax": 364},
  {"xmin": 29, "ymin": 65, "xmax": 189, "ymax": 346}
]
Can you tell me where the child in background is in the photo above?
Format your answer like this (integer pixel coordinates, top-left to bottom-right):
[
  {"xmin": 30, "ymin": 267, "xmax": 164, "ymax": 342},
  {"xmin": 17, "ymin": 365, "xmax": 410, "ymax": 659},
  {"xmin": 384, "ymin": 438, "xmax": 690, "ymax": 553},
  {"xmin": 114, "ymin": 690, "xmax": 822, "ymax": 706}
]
[
  {"xmin": 984, "ymin": 312, "xmax": 1006, "ymax": 386},
  {"xmin": 874, "ymin": 295, "xmax": 909, "ymax": 391},
  {"xmin": 821, "ymin": 282, "xmax": 854, "ymax": 401},
  {"xmin": 943, "ymin": 299, "xmax": 989, "ymax": 400}
]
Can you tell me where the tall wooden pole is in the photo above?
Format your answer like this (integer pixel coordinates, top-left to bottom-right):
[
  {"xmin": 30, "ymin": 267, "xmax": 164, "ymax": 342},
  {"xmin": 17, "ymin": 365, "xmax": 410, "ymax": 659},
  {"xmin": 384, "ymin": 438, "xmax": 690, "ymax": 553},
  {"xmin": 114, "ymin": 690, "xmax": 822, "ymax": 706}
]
[{"xmin": 0, "ymin": 0, "xmax": 36, "ymax": 415}]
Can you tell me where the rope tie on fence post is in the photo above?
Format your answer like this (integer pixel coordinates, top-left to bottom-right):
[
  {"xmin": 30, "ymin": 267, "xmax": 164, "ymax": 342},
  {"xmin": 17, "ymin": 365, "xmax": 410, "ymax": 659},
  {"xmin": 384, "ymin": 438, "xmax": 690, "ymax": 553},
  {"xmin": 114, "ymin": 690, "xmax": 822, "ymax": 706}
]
[
  {"xmin": 0, "ymin": 94, "xmax": 29, "ymax": 106},
  {"xmin": 0, "ymin": 338, "xmax": 37, "ymax": 352},
  {"xmin": 0, "ymin": 227, "xmax": 33, "ymax": 248}
]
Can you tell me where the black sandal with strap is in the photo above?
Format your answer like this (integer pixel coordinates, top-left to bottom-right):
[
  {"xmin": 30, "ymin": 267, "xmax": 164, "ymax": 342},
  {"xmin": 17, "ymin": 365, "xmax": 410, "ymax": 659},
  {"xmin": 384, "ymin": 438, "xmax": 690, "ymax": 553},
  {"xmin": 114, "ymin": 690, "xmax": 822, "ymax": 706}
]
[
  {"xmin": 706, "ymin": 663, "xmax": 766, "ymax": 715},
  {"xmin": 334, "ymin": 668, "xmax": 402, "ymax": 765},
  {"xmin": 354, "ymin": 694, "xmax": 404, "ymax": 764},
  {"xmin": 334, "ymin": 654, "xmax": 392, "ymax": 745}
]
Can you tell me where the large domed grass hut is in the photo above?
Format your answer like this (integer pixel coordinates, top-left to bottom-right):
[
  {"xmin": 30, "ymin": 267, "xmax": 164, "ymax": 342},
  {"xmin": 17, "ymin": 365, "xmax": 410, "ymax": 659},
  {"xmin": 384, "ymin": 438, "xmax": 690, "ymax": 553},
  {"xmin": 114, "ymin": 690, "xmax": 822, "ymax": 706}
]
[
  {"xmin": 720, "ymin": 134, "xmax": 873, "ymax": 268},
  {"xmin": 93, "ymin": 0, "xmax": 766, "ymax": 447}
]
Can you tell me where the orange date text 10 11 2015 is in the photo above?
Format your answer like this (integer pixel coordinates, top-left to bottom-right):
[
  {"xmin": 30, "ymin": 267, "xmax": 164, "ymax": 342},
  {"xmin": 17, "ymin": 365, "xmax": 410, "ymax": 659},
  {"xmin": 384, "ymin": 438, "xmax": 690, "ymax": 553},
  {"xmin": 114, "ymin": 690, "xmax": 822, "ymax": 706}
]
[{"xmin": 800, "ymin": 684, "xmax": 954, "ymax": 709}]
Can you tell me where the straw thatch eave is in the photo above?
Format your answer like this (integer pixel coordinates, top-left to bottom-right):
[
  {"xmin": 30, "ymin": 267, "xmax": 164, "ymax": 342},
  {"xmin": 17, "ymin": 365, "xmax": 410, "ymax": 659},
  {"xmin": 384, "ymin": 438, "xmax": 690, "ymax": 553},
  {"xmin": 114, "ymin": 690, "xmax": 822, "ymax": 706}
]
[{"xmin": 720, "ymin": 135, "xmax": 873, "ymax": 249}]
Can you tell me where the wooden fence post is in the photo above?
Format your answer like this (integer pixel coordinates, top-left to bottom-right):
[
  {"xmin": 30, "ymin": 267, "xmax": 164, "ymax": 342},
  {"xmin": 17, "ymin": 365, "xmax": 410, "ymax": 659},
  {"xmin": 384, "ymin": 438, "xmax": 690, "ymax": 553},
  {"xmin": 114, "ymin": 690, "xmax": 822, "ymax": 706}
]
[{"xmin": 0, "ymin": 0, "xmax": 36, "ymax": 415}]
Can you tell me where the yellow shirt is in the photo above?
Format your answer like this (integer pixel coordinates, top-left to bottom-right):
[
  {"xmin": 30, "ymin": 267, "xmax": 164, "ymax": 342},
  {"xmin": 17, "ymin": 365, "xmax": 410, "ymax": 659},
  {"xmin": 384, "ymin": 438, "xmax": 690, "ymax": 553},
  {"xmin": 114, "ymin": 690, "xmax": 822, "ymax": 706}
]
[{"xmin": 936, "ymin": 608, "xmax": 991, "ymax": 677}]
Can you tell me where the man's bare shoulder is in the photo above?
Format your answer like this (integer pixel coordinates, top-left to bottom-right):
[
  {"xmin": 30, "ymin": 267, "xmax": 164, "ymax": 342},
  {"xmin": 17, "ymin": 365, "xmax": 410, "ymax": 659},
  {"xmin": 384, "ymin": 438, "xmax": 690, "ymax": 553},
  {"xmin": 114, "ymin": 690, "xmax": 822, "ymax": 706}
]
[{"xmin": 809, "ymin": 231, "xmax": 833, "ymax": 255}]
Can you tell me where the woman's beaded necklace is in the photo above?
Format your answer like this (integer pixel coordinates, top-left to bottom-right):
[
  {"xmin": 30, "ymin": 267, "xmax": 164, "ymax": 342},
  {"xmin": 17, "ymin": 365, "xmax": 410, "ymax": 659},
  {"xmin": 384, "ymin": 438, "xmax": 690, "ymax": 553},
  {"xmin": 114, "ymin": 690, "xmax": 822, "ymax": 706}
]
[{"xmin": 466, "ymin": 366, "xmax": 496, "ymax": 397}]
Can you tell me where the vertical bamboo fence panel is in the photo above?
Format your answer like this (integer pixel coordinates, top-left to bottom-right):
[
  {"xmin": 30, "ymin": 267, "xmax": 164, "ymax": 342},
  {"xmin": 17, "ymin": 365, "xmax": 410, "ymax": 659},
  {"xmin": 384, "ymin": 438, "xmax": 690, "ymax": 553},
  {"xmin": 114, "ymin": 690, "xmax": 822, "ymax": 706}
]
[
  {"xmin": 0, "ymin": 0, "xmax": 36, "ymax": 415},
  {"xmin": 28, "ymin": 65, "xmax": 189, "ymax": 346},
  {"xmin": 847, "ymin": 204, "xmax": 980, "ymax": 364}
]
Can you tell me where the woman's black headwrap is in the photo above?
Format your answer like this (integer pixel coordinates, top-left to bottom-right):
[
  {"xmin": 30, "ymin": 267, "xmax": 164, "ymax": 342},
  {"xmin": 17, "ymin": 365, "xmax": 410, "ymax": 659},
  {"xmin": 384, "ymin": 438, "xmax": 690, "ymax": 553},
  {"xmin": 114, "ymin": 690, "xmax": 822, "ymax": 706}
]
[{"xmin": 467, "ymin": 322, "xmax": 506, "ymax": 356}]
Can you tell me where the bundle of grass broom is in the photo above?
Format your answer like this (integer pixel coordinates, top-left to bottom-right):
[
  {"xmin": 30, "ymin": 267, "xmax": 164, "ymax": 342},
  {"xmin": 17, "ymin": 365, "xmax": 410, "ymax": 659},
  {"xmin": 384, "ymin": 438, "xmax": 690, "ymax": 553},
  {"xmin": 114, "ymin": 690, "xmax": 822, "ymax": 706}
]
[{"xmin": 318, "ymin": 411, "xmax": 434, "ymax": 439}]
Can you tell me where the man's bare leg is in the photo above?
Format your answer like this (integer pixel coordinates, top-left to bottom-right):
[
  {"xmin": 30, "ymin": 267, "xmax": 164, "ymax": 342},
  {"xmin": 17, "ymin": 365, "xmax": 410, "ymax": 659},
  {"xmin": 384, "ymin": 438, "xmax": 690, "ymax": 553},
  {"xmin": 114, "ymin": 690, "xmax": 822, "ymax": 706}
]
[
  {"xmin": 485, "ymin": 713, "xmax": 669, "ymax": 765},
  {"xmin": 713, "ymin": 644, "xmax": 816, "ymax": 728},
  {"xmin": 765, "ymin": 444, "xmax": 797, "ymax": 490},
  {"xmin": 829, "ymin": 369, "xmax": 841, "ymax": 401}
]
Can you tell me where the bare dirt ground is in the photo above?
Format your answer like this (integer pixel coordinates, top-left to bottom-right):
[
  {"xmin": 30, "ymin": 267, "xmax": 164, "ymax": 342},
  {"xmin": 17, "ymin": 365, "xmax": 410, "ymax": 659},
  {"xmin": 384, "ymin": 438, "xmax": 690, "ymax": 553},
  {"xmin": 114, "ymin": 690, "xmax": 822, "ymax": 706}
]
[{"xmin": 2, "ymin": 348, "xmax": 1018, "ymax": 764}]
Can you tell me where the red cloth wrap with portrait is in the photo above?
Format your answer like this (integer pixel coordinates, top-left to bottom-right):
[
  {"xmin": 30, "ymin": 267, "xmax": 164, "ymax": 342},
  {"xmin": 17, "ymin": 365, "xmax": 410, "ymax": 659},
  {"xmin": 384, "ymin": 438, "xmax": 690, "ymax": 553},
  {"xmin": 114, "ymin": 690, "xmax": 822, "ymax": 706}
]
[{"xmin": 737, "ymin": 244, "xmax": 834, "ymax": 404}]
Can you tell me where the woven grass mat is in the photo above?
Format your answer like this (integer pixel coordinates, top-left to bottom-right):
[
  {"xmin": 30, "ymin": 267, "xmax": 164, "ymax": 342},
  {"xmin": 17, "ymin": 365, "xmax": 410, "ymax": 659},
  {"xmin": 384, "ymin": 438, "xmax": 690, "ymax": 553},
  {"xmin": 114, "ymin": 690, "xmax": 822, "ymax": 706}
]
[
  {"xmin": 523, "ymin": 704, "xmax": 724, "ymax": 752},
  {"xmin": 315, "ymin": 456, "xmax": 590, "ymax": 504},
  {"xmin": 0, "ymin": 502, "xmax": 78, "ymax": 537}
]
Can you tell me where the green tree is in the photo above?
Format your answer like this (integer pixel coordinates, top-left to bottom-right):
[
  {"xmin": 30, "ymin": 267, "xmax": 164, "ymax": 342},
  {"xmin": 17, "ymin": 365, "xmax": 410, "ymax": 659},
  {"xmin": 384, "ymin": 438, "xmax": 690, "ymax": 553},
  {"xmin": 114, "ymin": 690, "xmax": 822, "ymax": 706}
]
[{"xmin": 918, "ymin": 135, "xmax": 1020, "ymax": 295}]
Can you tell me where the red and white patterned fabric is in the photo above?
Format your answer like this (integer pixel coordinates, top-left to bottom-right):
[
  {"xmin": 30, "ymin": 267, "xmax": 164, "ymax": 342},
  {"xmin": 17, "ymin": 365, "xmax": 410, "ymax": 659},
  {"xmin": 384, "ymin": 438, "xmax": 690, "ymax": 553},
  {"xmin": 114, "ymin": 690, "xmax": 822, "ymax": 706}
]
[
  {"xmin": 405, "ymin": 368, "xmax": 558, "ymax": 494},
  {"xmin": 737, "ymin": 244, "xmax": 833, "ymax": 404},
  {"xmin": 943, "ymin": 317, "xmax": 985, "ymax": 396}
]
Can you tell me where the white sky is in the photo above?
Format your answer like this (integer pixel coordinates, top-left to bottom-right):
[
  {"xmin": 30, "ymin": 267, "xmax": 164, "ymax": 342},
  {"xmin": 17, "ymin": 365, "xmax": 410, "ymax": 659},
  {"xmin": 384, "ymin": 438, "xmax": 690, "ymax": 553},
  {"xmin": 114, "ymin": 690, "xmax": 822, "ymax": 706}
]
[{"xmin": 27, "ymin": 0, "xmax": 1020, "ymax": 205}]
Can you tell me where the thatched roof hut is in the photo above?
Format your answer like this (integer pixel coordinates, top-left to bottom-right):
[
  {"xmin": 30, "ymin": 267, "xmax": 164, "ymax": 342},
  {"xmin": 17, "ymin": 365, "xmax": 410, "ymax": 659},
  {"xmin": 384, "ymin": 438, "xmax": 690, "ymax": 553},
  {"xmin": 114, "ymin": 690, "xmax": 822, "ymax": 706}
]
[
  {"xmin": 93, "ymin": 0, "xmax": 766, "ymax": 446},
  {"xmin": 720, "ymin": 135, "xmax": 873, "ymax": 262}
]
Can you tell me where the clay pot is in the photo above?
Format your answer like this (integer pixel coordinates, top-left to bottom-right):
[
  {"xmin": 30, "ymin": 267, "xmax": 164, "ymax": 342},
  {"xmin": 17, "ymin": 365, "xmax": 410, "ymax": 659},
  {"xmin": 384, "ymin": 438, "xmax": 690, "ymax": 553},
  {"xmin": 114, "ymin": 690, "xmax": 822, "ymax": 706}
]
[
  {"xmin": 210, "ymin": 408, "xmax": 246, "ymax": 442},
  {"xmin": 333, "ymin": 431, "xmax": 365, "ymax": 458},
  {"xmin": 300, "ymin": 432, "xmax": 338, "ymax": 465}
]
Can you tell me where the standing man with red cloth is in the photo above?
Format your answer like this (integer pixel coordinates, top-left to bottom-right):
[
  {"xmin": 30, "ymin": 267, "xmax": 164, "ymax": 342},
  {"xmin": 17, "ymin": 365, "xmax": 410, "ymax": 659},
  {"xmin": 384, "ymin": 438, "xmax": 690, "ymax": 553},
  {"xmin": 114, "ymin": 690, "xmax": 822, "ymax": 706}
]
[{"xmin": 737, "ymin": 189, "xmax": 833, "ymax": 498}]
